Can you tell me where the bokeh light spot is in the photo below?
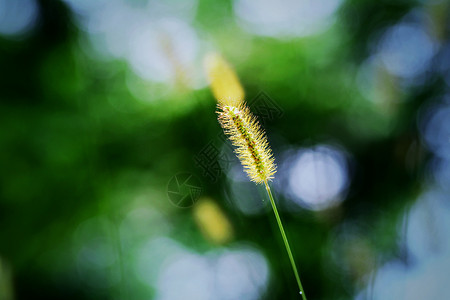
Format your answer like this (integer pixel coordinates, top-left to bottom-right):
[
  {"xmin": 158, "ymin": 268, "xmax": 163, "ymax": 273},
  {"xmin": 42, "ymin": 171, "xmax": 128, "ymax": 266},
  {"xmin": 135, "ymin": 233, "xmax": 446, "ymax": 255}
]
[
  {"xmin": 150, "ymin": 242, "xmax": 269, "ymax": 300},
  {"xmin": 420, "ymin": 103, "xmax": 450, "ymax": 159},
  {"xmin": 378, "ymin": 22, "xmax": 436, "ymax": 79},
  {"xmin": 62, "ymin": 0, "xmax": 203, "ymax": 88},
  {"xmin": 215, "ymin": 249, "xmax": 269, "ymax": 300},
  {"xmin": 0, "ymin": 0, "xmax": 39, "ymax": 37},
  {"xmin": 285, "ymin": 145, "xmax": 349, "ymax": 210},
  {"xmin": 234, "ymin": 0, "xmax": 341, "ymax": 38}
]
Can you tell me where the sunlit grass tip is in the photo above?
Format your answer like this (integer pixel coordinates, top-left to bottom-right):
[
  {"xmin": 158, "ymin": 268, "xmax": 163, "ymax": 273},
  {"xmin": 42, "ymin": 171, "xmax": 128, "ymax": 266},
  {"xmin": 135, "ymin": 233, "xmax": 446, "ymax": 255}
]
[{"xmin": 217, "ymin": 102, "xmax": 276, "ymax": 184}]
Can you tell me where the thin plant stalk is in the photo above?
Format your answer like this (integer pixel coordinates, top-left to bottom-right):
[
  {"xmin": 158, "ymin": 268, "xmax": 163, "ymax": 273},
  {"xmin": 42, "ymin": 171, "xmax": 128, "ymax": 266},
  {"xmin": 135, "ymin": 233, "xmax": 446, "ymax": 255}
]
[{"xmin": 264, "ymin": 180, "xmax": 307, "ymax": 300}]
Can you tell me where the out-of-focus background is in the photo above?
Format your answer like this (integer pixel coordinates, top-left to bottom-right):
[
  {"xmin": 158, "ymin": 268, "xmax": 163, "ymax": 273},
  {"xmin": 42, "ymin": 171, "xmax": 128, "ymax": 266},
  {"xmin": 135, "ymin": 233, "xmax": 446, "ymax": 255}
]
[{"xmin": 0, "ymin": 0, "xmax": 449, "ymax": 299}]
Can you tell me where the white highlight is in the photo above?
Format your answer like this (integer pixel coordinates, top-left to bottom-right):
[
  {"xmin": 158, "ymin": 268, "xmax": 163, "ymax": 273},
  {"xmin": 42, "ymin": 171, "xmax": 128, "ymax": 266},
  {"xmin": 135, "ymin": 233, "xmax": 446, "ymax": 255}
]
[
  {"xmin": 286, "ymin": 145, "xmax": 349, "ymax": 210},
  {"xmin": 234, "ymin": 0, "xmax": 341, "ymax": 38},
  {"xmin": 0, "ymin": 0, "xmax": 38, "ymax": 37},
  {"xmin": 378, "ymin": 22, "xmax": 436, "ymax": 79}
]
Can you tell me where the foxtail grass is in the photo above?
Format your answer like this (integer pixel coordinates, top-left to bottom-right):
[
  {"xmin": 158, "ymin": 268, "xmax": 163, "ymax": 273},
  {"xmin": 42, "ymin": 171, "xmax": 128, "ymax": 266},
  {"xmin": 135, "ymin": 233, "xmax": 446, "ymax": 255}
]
[
  {"xmin": 217, "ymin": 103, "xmax": 276, "ymax": 183},
  {"xmin": 206, "ymin": 53, "xmax": 307, "ymax": 299}
]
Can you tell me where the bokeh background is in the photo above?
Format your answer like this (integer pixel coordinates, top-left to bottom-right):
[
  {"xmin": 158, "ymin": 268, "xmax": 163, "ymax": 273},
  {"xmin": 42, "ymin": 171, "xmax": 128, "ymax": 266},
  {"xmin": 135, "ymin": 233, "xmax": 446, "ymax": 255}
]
[{"xmin": 1, "ymin": 0, "xmax": 450, "ymax": 299}]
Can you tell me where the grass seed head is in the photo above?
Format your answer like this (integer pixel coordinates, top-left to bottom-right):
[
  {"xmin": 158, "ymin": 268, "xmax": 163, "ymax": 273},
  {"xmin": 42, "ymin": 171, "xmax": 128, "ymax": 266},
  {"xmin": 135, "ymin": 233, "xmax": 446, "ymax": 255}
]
[{"xmin": 217, "ymin": 103, "xmax": 276, "ymax": 183}]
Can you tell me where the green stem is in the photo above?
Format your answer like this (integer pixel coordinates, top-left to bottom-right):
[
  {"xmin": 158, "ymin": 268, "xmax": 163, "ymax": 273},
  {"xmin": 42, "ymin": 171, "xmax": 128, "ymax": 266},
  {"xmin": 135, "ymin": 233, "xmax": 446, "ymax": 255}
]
[{"xmin": 264, "ymin": 181, "xmax": 307, "ymax": 300}]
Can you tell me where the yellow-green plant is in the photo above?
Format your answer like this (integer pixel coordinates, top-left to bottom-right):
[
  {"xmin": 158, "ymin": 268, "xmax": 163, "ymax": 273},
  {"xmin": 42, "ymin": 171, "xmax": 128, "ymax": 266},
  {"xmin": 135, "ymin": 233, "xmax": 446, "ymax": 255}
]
[
  {"xmin": 205, "ymin": 53, "xmax": 307, "ymax": 299},
  {"xmin": 217, "ymin": 103, "xmax": 276, "ymax": 183}
]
